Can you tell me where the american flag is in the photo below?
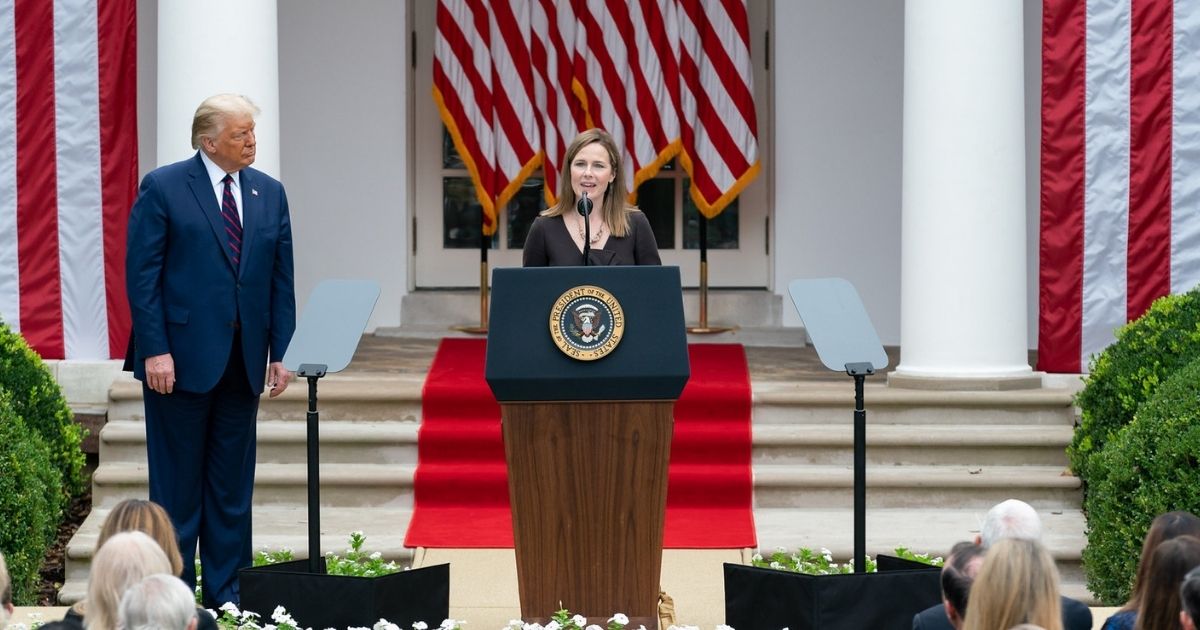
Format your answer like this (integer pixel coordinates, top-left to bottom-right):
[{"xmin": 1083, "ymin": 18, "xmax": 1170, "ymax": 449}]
[
  {"xmin": 1039, "ymin": 0, "xmax": 1200, "ymax": 373},
  {"xmin": 0, "ymin": 0, "xmax": 138, "ymax": 360},
  {"xmin": 434, "ymin": 0, "xmax": 760, "ymax": 234}
]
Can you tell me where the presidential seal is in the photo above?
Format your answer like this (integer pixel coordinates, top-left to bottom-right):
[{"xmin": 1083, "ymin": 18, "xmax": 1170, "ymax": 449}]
[{"xmin": 549, "ymin": 285, "xmax": 625, "ymax": 361}]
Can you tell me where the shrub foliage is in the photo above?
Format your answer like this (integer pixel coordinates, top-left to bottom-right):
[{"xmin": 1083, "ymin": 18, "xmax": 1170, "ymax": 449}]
[
  {"xmin": 1069, "ymin": 289, "xmax": 1200, "ymax": 482},
  {"xmin": 0, "ymin": 321, "xmax": 87, "ymax": 497},
  {"xmin": 0, "ymin": 391, "xmax": 65, "ymax": 604},
  {"xmin": 1081, "ymin": 356, "xmax": 1200, "ymax": 604}
]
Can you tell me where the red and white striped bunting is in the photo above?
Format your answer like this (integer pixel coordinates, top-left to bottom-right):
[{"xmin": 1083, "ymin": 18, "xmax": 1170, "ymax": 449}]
[
  {"xmin": 1040, "ymin": 0, "xmax": 1200, "ymax": 373},
  {"xmin": 0, "ymin": 0, "xmax": 137, "ymax": 360}
]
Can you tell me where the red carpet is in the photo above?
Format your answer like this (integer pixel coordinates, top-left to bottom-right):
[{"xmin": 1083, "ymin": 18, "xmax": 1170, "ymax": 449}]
[{"xmin": 403, "ymin": 338, "xmax": 755, "ymax": 548}]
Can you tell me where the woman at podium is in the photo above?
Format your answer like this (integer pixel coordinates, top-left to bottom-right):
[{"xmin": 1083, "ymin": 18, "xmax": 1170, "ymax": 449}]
[{"xmin": 523, "ymin": 129, "xmax": 661, "ymax": 267}]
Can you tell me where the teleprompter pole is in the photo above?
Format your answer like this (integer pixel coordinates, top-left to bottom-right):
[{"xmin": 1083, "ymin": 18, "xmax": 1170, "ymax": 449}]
[
  {"xmin": 846, "ymin": 361, "xmax": 874, "ymax": 574},
  {"xmin": 299, "ymin": 363, "xmax": 327, "ymax": 573}
]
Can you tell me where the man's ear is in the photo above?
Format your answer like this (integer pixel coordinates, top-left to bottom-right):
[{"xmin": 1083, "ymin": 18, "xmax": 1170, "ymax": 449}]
[
  {"xmin": 188, "ymin": 615, "xmax": 199, "ymax": 630},
  {"xmin": 1182, "ymin": 610, "xmax": 1196, "ymax": 630},
  {"xmin": 944, "ymin": 600, "xmax": 963, "ymax": 628}
]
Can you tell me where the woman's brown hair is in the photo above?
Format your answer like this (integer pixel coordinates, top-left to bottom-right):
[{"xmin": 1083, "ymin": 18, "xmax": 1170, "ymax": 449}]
[
  {"xmin": 542, "ymin": 128, "xmax": 637, "ymax": 237},
  {"xmin": 97, "ymin": 499, "xmax": 184, "ymax": 576}
]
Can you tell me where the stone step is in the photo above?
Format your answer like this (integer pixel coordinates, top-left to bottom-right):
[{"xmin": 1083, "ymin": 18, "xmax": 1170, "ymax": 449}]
[
  {"xmin": 99, "ymin": 420, "xmax": 420, "ymax": 465},
  {"xmin": 91, "ymin": 462, "xmax": 416, "ymax": 509},
  {"xmin": 754, "ymin": 382, "xmax": 1078, "ymax": 425},
  {"xmin": 61, "ymin": 505, "xmax": 415, "ymax": 605},
  {"xmin": 106, "ymin": 373, "xmax": 425, "ymax": 424},
  {"xmin": 752, "ymin": 423, "xmax": 1073, "ymax": 466},
  {"xmin": 753, "ymin": 464, "xmax": 1081, "ymax": 509}
]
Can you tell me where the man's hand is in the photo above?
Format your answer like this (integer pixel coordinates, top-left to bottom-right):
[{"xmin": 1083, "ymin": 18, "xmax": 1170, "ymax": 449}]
[
  {"xmin": 267, "ymin": 361, "xmax": 291, "ymax": 398},
  {"xmin": 145, "ymin": 353, "xmax": 175, "ymax": 394}
]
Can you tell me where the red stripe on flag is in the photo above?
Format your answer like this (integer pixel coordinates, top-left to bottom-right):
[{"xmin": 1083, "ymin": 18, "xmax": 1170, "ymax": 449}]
[
  {"xmin": 1037, "ymin": 0, "xmax": 1086, "ymax": 373},
  {"xmin": 607, "ymin": 0, "xmax": 670, "ymax": 152},
  {"xmin": 576, "ymin": 5, "xmax": 637, "ymax": 160},
  {"xmin": 98, "ymin": 0, "xmax": 137, "ymax": 359},
  {"xmin": 437, "ymin": 4, "xmax": 495, "ymax": 136},
  {"xmin": 1126, "ymin": 0, "xmax": 1173, "ymax": 321},
  {"xmin": 14, "ymin": 0, "xmax": 64, "ymax": 359},
  {"xmin": 433, "ymin": 65, "xmax": 496, "ymax": 203}
]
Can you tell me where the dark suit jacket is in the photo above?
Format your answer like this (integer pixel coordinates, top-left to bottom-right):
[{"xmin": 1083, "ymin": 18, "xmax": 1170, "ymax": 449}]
[
  {"xmin": 522, "ymin": 211, "xmax": 661, "ymax": 266},
  {"xmin": 911, "ymin": 596, "xmax": 1092, "ymax": 630},
  {"xmin": 126, "ymin": 153, "xmax": 295, "ymax": 394}
]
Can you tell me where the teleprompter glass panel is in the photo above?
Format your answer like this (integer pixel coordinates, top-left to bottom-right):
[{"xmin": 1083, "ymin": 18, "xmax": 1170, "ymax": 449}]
[
  {"xmin": 683, "ymin": 179, "xmax": 738, "ymax": 249},
  {"xmin": 443, "ymin": 177, "xmax": 497, "ymax": 249},
  {"xmin": 634, "ymin": 178, "xmax": 675, "ymax": 250}
]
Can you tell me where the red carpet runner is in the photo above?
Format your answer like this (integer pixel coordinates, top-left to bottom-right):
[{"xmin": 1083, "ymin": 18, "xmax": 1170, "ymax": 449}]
[{"xmin": 403, "ymin": 338, "xmax": 755, "ymax": 548}]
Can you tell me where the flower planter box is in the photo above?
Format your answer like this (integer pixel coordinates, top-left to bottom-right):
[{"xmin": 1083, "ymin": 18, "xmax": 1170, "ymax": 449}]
[
  {"xmin": 723, "ymin": 555, "xmax": 942, "ymax": 630},
  {"xmin": 239, "ymin": 559, "xmax": 449, "ymax": 629}
]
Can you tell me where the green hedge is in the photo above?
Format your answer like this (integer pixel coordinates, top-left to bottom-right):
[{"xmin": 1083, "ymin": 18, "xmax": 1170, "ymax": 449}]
[
  {"xmin": 1069, "ymin": 289, "xmax": 1200, "ymax": 483},
  {"xmin": 0, "ymin": 321, "xmax": 86, "ymax": 498},
  {"xmin": 1081, "ymin": 356, "xmax": 1200, "ymax": 604},
  {"xmin": 0, "ymin": 390, "xmax": 64, "ymax": 604}
]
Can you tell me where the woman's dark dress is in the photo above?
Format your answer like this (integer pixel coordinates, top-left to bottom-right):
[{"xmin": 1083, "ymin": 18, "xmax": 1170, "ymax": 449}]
[{"xmin": 522, "ymin": 212, "xmax": 661, "ymax": 267}]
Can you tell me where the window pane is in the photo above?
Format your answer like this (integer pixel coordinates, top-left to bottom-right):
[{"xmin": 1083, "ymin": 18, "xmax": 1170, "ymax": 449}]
[
  {"xmin": 442, "ymin": 128, "xmax": 465, "ymax": 170},
  {"xmin": 443, "ymin": 177, "xmax": 497, "ymax": 249},
  {"xmin": 506, "ymin": 178, "xmax": 547, "ymax": 249},
  {"xmin": 683, "ymin": 179, "xmax": 738, "ymax": 249},
  {"xmin": 635, "ymin": 178, "xmax": 675, "ymax": 250}
]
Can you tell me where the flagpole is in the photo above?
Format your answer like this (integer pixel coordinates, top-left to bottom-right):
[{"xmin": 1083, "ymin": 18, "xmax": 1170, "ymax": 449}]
[
  {"xmin": 688, "ymin": 213, "xmax": 735, "ymax": 334},
  {"xmin": 453, "ymin": 210, "xmax": 489, "ymax": 334}
]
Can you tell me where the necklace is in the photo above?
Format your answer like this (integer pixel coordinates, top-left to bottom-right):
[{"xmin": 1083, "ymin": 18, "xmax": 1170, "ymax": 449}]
[{"xmin": 576, "ymin": 218, "xmax": 605, "ymax": 244}]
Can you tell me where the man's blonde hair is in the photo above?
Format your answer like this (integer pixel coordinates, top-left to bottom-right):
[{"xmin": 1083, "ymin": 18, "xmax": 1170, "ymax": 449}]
[{"xmin": 191, "ymin": 94, "xmax": 259, "ymax": 150}]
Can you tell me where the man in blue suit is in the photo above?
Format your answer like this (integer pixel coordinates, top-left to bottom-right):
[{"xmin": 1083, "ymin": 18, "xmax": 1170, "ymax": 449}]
[{"xmin": 126, "ymin": 93, "xmax": 296, "ymax": 608}]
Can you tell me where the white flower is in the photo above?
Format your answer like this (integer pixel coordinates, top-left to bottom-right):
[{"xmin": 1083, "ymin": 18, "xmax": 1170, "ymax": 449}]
[
  {"xmin": 585, "ymin": 625, "xmax": 604, "ymax": 630},
  {"xmin": 220, "ymin": 602, "xmax": 242, "ymax": 616},
  {"xmin": 507, "ymin": 620, "xmax": 525, "ymax": 629},
  {"xmin": 572, "ymin": 615, "xmax": 587, "ymax": 627},
  {"xmin": 544, "ymin": 621, "xmax": 561, "ymax": 630},
  {"xmin": 608, "ymin": 614, "xmax": 628, "ymax": 626},
  {"xmin": 370, "ymin": 551, "xmax": 383, "ymax": 560},
  {"xmin": 373, "ymin": 620, "xmax": 400, "ymax": 630},
  {"xmin": 716, "ymin": 625, "xmax": 736, "ymax": 630},
  {"xmin": 523, "ymin": 624, "xmax": 545, "ymax": 630},
  {"xmin": 413, "ymin": 623, "xmax": 429, "ymax": 630},
  {"xmin": 750, "ymin": 553, "xmax": 763, "ymax": 562},
  {"xmin": 264, "ymin": 625, "xmax": 278, "ymax": 630},
  {"xmin": 439, "ymin": 620, "xmax": 461, "ymax": 630}
]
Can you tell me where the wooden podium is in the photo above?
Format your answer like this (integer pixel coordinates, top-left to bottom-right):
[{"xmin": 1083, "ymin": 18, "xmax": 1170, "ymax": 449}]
[{"xmin": 486, "ymin": 267, "xmax": 690, "ymax": 628}]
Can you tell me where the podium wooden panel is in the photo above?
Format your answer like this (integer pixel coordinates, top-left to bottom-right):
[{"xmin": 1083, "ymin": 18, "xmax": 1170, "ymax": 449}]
[
  {"xmin": 502, "ymin": 401, "xmax": 673, "ymax": 627},
  {"xmin": 486, "ymin": 266, "xmax": 689, "ymax": 629}
]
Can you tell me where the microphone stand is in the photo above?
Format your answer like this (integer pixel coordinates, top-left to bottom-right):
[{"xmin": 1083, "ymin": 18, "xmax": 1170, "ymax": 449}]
[{"xmin": 578, "ymin": 192, "xmax": 593, "ymax": 266}]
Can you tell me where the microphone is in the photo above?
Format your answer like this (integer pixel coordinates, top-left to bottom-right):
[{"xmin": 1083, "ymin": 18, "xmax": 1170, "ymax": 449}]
[{"xmin": 578, "ymin": 191, "xmax": 592, "ymax": 266}]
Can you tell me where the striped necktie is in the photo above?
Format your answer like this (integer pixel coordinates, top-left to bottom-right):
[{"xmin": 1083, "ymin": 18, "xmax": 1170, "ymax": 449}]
[{"xmin": 221, "ymin": 174, "xmax": 242, "ymax": 267}]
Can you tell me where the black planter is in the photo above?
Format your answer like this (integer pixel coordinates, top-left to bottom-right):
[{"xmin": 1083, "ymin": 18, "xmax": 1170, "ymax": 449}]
[
  {"xmin": 239, "ymin": 559, "xmax": 450, "ymax": 629},
  {"xmin": 724, "ymin": 555, "xmax": 942, "ymax": 630}
]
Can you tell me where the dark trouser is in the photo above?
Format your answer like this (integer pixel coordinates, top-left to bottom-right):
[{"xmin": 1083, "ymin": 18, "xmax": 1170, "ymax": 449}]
[{"xmin": 143, "ymin": 338, "xmax": 258, "ymax": 609}]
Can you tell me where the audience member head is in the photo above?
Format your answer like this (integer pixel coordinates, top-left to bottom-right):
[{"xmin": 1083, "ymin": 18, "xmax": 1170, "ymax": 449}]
[
  {"xmin": 1, "ymin": 551, "xmax": 12, "ymax": 627},
  {"xmin": 962, "ymin": 538, "xmax": 1062, "ymax": 630},
  {"xmin": 942, "ymin": 541, "xmax": 987, "ymax": 629},
  {"xmin": 118, "ymin": 574, "xmax": 198, "ymax": 630},
  {"xmin": 1126, "ymin": 511, "xmax": 1200, "ymax": 611},
  {"xmin": 1180, "ymin": 566, "xmax": 1200, "ymax": 630},
  {"xmin": 97, "ymin": 498, "xmax": 184, "ymax": 576},
  {"xmin": 86, "ymin": 531, "xmax": 173, "ymax": 630},
  {"xmin": 979, "ymin": 499, "xmax": 1042, "ymax": 548},
  {"xmin": 1134, "ymin": 536, "xmax": 1200, "ymax": 630}
]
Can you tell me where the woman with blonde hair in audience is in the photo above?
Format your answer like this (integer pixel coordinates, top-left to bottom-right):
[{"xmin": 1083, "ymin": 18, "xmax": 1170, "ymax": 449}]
[
  {"xmin": 963, "ymin": 538, "xmax": 1063, "ymax": 630},
  {"xmin": 1131, "ymin": 536, "xmax": 1200, "ymax": 630},
  {"xmin": 42, "ymin": 531, "xmax": 173, "ymax": 630},
  {"xmin": 1103, "ymin": 511, "xmax": 1200, "ymax": 630},
  {"xmin": 95, "ymin": 498, "xmax": 185, "ymax": 576}
]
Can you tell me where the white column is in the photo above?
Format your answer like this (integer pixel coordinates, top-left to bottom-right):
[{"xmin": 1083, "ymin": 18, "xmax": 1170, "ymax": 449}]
[
  {"xmin": 895, "ymin": 0, "xmax": 1033, "ymax": 380},
  {"xmin": 156, "ymin": 1, "xmax": 280, "ymax": 177}
]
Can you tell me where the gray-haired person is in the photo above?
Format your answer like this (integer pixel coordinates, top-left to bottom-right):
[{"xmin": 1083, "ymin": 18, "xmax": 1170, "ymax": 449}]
[{"xmin": 119, "ymin": 574, "xmax": 199, "ymax": 630}]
